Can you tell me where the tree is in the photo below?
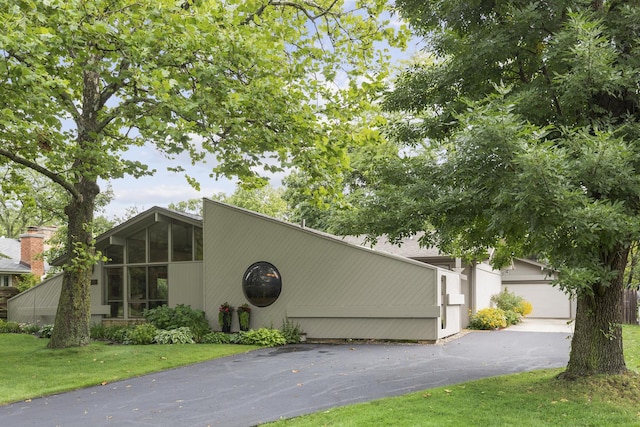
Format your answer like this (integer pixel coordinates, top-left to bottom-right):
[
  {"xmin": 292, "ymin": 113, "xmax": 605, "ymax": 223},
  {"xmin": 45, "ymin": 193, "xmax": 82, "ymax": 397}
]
[
  {"xmin": 0, "ymin": 0, "xmax": 406, "ymax": 348},
  {"xmin": 0, "ymin": 167, "xmax": 67, "ymax": 238},
  {"xmin": 169, "ymin": 184, "xmax": 289, "ymax": 219},
  {"xmin": 339, "ymin": 1, "xmax": 640, "ymax": 377}
]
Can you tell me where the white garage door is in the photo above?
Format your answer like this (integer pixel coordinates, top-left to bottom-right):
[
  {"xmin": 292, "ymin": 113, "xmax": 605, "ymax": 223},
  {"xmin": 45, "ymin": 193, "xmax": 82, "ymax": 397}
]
[{"xmin": 502, "ymin": 283, "xmax": 573, "ymax": 319}]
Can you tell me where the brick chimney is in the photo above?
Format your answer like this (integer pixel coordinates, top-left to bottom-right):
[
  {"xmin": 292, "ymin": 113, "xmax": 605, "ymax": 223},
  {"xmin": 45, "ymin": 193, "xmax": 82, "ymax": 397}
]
[{"xmin": 20, "ymin": 226, "xmax": 45, "ymax": 279}]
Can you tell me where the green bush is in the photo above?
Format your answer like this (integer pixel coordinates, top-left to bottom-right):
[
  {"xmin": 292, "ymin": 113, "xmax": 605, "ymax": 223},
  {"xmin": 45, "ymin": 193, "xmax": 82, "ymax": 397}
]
[
  {"xmin": 20, "ymin": 323, "xmax": 41, "ymax": 335},
  {"xmin": 126, "ymin": 323, "xmax": 158, "ymax": 345},
  {"xmin": 490, "ymin": 288, "xmax": 533, "ymax": 326},
  {"xmin": 503, "ymin": 309, "xmax": 522, "ymax": 326},
  {"xmin": 281, "ymin": 317, "xmax": 303, "ymax": 344},
  {"xmin": 237, "ymin": 328, "xmax": 286, "ymax": 346},
  {"xmin": 154, "ymin": 327, "xmax": 195, "ymax": 344},
  {"xmin": 469, "ymin": 308, "xmax": 508, "ymax": 330},
  {"xmin": 37, "ymin": 324, "xmax": 54, "ymax": 338},
  {"xmin": 0, "ymin": 320, "xmax": 21, "ymax": 334},
  {"xmin": 200, "ymin": 331, "xmax": 232, "ymax": 344},
  {"xmin": 90, "ymin": 324, "xmax": 132, "ymax": 343},
  {"xmin": 144, "ymin": 304, "xmax": 210, "ymax": 342}
]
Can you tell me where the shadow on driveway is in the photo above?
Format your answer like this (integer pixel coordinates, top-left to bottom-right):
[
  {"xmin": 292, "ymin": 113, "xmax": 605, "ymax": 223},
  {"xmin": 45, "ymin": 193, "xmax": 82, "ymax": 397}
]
[{"xmin": 0, "ymin": 330, "xmax": 572, "ymax": 427}]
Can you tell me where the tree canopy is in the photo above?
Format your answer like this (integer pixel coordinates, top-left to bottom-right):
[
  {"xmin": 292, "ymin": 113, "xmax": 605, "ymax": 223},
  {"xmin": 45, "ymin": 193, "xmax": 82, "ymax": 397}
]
[
  {"xmin": 338, "ymin": 1, "xmax": 640, "ymax": 377},
  {"xmin": 0, "ymin": 0, "xmax": 406, "ymax": 347}
]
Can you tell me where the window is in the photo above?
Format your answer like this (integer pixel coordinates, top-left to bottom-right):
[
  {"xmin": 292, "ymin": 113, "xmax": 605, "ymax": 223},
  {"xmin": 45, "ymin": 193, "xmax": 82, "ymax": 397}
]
[
  {"xmin": 172, "ymin": 221, "xmax": 193, "ymax": 261},
  {"xmin": 127, "ymin": 266, "xmax": 169, "ymax": 317},
  {"xmin": 242, "ymin": 262, "xmax": 282, "ymax": 307},
  {"xmin": 194, "ymin": 227, "xmax": 203, "ymax": 261},
  {"xmin": 127, "ymin": 229, "xmax": 146, "ymax": 264},
  {"xmin": 104, "ymin": 217, "xmax": 199, "ymax": 318},
  {"xmin": 104, "ymin": 246, "xmax": 123, "ymax": 264},
  {"xmin": 105, "ymin": 268, "xmax": 124, "ymax": 318},
  {"xmin": 149, "ymin": 222, "xmax": 169, "ymax": 262},
  {"xmin": 0, "ymin": 275, "xmax": 9, "ymax": 287}
]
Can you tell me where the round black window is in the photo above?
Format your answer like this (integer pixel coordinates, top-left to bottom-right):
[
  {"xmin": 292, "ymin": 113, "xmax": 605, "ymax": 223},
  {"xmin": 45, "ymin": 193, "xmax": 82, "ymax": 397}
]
[{"xmin": 242, "ymin": 262, "xmax": 282, "ymax": 307}]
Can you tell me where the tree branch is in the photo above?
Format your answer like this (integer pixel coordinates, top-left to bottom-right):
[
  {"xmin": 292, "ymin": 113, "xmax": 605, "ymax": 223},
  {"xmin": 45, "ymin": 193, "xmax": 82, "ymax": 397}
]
[
  {"xmin": 0, "ymin": 148, "xmax": 79, "ymax": 200},
  {"xmin": 245, "ymin": 0, "xmax": 341, "ymax": 24}
]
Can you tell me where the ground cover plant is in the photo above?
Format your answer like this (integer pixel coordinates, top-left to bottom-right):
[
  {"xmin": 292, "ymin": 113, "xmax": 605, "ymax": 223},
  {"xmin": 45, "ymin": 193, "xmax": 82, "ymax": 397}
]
[
  {"xmin": 0, "ymin": 334, "xmax": 259, "ymax": 405},
  {"xmin": 269, "ymin": 325, "xmax": 640, "ymax": 426}
]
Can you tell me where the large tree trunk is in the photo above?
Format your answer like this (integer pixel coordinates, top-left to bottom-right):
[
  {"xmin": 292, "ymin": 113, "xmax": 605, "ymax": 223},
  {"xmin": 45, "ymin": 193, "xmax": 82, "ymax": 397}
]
[
  {"xmin": 47, "ymin": 179, "xmax": 99, "ymax": 349},
  {"xmin": 563, "ymin": 248, "xmax": 629, "ymax": 377}
]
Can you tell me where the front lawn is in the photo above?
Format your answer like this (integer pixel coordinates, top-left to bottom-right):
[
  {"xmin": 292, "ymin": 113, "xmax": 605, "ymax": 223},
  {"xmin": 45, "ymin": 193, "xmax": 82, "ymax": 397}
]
[
  {"xmin": 0, "ymin": 334, "xmax": 258, "ymax": 405},
  {"xmin": 270, "ymin": 325, "xmax": 640, "ymax": 426}
]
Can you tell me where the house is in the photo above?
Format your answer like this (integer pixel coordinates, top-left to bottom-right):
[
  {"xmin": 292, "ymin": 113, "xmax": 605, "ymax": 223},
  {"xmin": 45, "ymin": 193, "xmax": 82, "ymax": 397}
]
[
  {"xmin": 8, "ymin": 199, "xmax": 574, "ymax": 337},
  {"xmin": 0, "ymin": 226, "xmax": 54, "ymax": 319},
  {"xmin": 501, "ymin": 258, "xmax": 575, "ymax": 319},
  {"xmin": 342, "ymin": 234, "xmax": 575, "ymax": 321},
  {"xmin": 8, "ymin": 201, "xmax": 465, "ymax": 341}
]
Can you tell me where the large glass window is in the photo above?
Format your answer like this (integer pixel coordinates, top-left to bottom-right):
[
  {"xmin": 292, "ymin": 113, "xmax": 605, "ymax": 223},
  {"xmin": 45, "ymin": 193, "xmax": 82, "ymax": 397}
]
[
  {"xmin": 104, "ymin": 217, "xmax": 199, "ymax": 318},
  {"xmin": 105, "ymin": 268, "xmax": 124, "ymax": 318},
  {"xmin": 104, "ymin": 246, "xmax": 123, "ymax": 264},
  {"xmin": 127, "ymin": 266, "xmax": 169, "ymax": 317},
  {"xmin": 194, "ymin": 227, "xmax": 203, "ymax": 261},
  {"xmin": 149, "ymin": 222, "xmax": 169, "ymax": 263},
  {"xmin": 127, "ymin": 229, "xmax": 146, "ymax": 264},
  {"xmin": 172, "ymin": 221, "xmax": 193, "ymax": 261},
  {"xmin": 1, "ymin": 275, "xmax": 10, "ymax": 287},
  {"xmin": 242, "ymin": 262, "xmax": 282, "ymax": 307}
]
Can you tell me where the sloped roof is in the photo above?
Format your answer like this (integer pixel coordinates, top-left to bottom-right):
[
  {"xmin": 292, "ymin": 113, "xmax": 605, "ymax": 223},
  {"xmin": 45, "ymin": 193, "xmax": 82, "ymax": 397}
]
[
  {"xmin": 0, "ymin": 237, "xmax": 32, "ymax": 274},
  {"xmin": 50, "ymin": 206, "xmax": 203, "ymax": 266},
  {"xmin": 339, "ymin": 233, "xmax": 444, "ymax": 259},
  {"xmin": 95, "ymin": 206, "xmax": 202, "ymax": 247}
]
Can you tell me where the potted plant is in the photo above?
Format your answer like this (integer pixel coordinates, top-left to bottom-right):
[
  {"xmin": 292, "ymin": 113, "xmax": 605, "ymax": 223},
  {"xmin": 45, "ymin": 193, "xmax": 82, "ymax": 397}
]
[
  {"xmin": 218, "ymin": 302, "xmax": 234, "ymax": 333},
  {"xmin": 237, "ymin": 303, "xmax": 251, "ymax": 331}
]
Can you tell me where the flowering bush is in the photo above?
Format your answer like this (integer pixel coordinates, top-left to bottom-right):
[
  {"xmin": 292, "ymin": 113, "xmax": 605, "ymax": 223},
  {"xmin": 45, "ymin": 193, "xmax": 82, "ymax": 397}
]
[
  {"xmin": 490, "ymin": 288, "xmax": 533, "ymax": 326},
  {"xmin": 218, "ymin": 302, "xmax": 234, "ymax": 327},
  {"xmin": 469, "ymin": 308, "xmax": 508, "ymax": 330},
  {"xmin": 517, "ymin": 300, "xmax": 533, "ymax": 316}
]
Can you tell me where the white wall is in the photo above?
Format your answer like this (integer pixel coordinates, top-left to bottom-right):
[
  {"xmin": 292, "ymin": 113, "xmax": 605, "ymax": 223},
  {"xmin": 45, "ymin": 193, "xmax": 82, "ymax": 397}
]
[{"xmin": 473, "ymin": 262, "xmax": 503, "ymax": 312}]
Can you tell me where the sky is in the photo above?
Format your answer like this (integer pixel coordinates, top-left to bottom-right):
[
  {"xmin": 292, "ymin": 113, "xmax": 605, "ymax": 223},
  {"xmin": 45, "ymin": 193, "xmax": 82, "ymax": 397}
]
[{"xmin": 99, "ymin": 10, "xmax": 422, "ymax": 219}]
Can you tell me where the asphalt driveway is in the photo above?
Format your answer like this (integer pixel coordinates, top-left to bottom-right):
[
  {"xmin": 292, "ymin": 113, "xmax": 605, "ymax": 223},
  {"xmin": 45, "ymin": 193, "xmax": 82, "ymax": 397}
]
[{"xmin": 0, "ymin": 329, "xmax": 572, "ymax": 427}]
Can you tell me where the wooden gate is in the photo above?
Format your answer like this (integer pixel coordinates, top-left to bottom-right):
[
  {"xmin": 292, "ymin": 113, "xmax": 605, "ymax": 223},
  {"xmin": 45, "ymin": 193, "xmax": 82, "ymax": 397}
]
[{"xmin": 623, "ymin": 289, "xmax": 638, "ymax": 324}]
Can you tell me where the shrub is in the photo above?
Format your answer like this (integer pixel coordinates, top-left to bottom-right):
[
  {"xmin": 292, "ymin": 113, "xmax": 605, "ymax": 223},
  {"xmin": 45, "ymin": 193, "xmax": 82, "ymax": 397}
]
[
  {"xmin": 200, "ymin": 331, "xmax": 232, "ymax": 344},
  {"xmin": 503, "ymin": 309, "xmax": 522, "ymax": 326},
  {"xmin": 230, "ymin": 331, "xmax": 248, "ymax": 344},
  {"xmin": 37, "ymin": 324, "xmax": 54, "ymax": 338},
  {"xmin": 237, "ymin": 328, "xmax": 286, "ymax": 347},
  {"xmin": 90, "ymin": 324, "xmax": 132, "ymax": 343},
  {"xmin": 20, "ymin": 323, "xmax": 41, "ymax": 335},
  {"xmin": 154, "ymin": 327, "xmax": 195, "ymax": 344},
  {"xmin": 281, "ymin": 317, "xmax": 303, "ymax": 344},
  {"xmin": 469, "ymin": 308, "xmax": 508, "ymax": 330},
  {"xmin": 490, "ymin": 288, "xmax": 533, "ymax": 325},
  {"xmin": 144, "ymin": 304, "xmax": 211, "ymax": 342},
  {"xmin": 491, "ymin": 288, "xmax": 522, "ymax": 312},
  {"xmin": 126, "ymin": 323, "xmax": 158, "ymax": 345},
  {"xmin": 517, "ymin": 300, "xmax": 533, "ymax": 316},
  {"xmin": 0, "ymin": 320, "xmax": 21, "ymax": 334}
]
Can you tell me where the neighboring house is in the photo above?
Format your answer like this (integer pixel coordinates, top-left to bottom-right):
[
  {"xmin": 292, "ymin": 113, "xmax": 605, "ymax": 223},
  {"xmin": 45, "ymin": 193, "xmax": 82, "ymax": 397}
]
[
  {"xmin": 0, "ymin": 226, "xmax": 54, "ymax": 318},
  {"xmin": 9, "ymin": 201, "xmax": 465, "ymax": 341}
]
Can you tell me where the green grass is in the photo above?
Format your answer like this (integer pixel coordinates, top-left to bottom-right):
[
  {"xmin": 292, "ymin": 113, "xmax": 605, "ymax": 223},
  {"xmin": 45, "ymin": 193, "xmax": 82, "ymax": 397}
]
[
  {"xmin": 270, "ymin": 325, "xmax": 640, "ymax": 426},
  {"xmin": 0, "ymin": 334, "xmax": 258, "ymax": 405}
]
